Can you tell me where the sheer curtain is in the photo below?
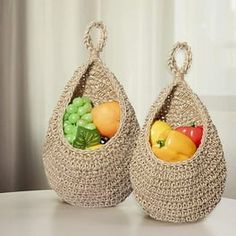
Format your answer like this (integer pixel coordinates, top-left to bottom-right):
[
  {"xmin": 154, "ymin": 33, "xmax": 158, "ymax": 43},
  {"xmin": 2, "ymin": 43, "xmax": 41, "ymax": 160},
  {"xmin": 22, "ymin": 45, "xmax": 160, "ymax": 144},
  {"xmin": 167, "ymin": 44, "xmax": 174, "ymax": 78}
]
[{"xmin": 0, "ymin": 0, "xmax": 235, "ymax": 198}]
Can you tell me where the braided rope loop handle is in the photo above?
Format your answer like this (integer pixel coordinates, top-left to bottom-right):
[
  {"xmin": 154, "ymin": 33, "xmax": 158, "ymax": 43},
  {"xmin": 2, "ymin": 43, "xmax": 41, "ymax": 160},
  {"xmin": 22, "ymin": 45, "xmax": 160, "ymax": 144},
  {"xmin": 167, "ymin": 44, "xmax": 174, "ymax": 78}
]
[
  {"xmin": 84, "ymin": 21, "xmax": 107, "ymax": 59},
  {"xmin": 168, "ymin": 42, "xmax": 192, "ymax": 79}
]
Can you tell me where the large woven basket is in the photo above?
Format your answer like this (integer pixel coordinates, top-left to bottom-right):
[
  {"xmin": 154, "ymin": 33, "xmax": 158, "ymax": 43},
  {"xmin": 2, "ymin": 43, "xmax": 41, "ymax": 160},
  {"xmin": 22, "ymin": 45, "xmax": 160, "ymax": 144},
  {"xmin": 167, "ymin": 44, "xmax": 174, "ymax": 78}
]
[
  {"xmin": 42, "ymin": 21, "xmax": 139, "ymax": 207},
  {"xmin": 130, "ymin": 42, "xmax": 227, "ymax": 223}
]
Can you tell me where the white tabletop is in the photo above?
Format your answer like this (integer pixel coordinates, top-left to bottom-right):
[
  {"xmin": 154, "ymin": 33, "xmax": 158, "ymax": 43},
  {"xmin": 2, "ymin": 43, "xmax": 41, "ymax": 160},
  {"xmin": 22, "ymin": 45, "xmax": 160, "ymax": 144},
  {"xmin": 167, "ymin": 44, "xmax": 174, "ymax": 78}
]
[{"xmin": 0, "ymin": 190, "xmax": 235, "ymax": 236}]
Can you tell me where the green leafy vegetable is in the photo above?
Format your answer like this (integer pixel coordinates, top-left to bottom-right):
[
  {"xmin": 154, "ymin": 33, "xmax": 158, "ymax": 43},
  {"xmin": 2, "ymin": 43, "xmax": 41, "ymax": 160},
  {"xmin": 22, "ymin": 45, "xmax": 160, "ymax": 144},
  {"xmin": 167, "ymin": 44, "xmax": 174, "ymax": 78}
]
[{"xmin": 73, "ymin": 126, "xmax": 101, "ymax": 149}]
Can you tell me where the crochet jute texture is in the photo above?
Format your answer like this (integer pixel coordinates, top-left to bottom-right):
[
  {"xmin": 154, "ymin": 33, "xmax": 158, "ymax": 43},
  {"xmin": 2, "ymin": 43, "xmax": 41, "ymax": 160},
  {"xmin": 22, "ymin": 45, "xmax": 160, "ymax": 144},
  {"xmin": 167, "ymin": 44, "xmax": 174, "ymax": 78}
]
[
  {"xmin": 130, "ymin": 42, "xmax": 227, "ymax": 223},
  {"xmin": 42, "ymin": 21, "xmax": 140, "ymax": 207}
]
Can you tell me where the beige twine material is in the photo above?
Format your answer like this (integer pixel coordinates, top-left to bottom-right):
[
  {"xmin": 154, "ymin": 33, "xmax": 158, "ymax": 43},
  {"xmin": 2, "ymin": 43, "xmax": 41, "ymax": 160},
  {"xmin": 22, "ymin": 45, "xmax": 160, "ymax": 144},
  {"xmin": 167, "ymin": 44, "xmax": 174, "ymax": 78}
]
[
  {"xmin": 130, "ymin": 42, "xmax": 227, "ymax": 223},
  {"xmin": 42, "ymin": 21, "xmax": 140, "ymax": 207}
]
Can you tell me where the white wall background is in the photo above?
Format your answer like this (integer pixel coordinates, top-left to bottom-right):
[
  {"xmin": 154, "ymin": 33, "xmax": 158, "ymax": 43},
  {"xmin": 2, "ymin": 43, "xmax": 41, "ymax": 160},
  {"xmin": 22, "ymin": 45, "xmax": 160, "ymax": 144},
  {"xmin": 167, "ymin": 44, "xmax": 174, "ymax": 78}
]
[{"xmin": 0, "ymin": 0, "xmax": 235, "ymax": 198}]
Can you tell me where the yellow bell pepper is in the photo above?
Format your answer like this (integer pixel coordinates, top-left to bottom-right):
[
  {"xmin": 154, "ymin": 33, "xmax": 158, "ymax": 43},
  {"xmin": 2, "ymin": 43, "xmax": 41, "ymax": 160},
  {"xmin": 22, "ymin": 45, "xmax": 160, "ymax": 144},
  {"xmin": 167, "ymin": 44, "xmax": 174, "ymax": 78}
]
[
  {"xmin": 152, "ymin": 130, "xmax": 197, "ymax": 162},
  {"xmin": 150, "ymin": 120, "xmax": 172, "ymax": 146}
]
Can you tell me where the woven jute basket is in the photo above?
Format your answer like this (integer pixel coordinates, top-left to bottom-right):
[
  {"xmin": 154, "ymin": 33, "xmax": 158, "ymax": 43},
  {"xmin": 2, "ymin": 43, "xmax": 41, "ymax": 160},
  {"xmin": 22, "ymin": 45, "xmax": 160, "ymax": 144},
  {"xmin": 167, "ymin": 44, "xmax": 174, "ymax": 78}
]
[
  {"xmin": 130, "ymin": 42, "xmax": 227, "ymax": 223},
  {"xmin": 42, "ymin": 21, "xmax": 140, "ymax": 207}
]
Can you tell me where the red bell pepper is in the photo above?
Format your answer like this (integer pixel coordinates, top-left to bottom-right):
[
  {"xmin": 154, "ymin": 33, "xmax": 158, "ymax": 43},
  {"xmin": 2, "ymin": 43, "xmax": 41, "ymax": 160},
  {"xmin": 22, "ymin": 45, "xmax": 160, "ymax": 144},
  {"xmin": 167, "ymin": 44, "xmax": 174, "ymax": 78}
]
[{"xmin": 175, "ymin": 122, "xmax": 203, "ymax": 147}]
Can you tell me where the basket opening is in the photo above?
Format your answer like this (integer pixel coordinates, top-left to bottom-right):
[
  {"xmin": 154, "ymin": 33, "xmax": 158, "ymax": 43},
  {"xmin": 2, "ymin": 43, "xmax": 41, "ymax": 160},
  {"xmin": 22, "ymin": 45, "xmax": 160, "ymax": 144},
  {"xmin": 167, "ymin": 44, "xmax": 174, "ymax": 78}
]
[
  {"xmin": 149, "ymin": 82, "xmax": 204, "ymax": 163},
  {"xmin": 62, "ymin": 62, "xmax": 123, "ymax": 151}
]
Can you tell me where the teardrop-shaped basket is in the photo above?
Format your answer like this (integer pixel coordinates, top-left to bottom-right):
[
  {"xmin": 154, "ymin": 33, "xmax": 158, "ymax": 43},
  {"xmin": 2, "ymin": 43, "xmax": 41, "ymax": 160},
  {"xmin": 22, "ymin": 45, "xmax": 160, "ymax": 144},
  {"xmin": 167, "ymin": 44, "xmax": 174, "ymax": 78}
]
[
  {"xmin": 42, "ymin": 22, "xmax": 140, "ymax": 207},
  {"xmin": 130, "ymin": 42, "xmax": 227, "ymax": 222}
]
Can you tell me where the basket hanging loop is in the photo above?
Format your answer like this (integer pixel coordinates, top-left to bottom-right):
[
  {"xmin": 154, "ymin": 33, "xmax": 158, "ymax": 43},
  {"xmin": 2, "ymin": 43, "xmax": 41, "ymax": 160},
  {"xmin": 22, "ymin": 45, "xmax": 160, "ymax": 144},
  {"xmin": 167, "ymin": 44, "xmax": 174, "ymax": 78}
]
[
  {"xmin": 84, "ymin": 21, "xmax": 107, "ymax": 59},
  {"xmin": 168, "ymin": 42, "xmax": 192, "ymax": 80}
]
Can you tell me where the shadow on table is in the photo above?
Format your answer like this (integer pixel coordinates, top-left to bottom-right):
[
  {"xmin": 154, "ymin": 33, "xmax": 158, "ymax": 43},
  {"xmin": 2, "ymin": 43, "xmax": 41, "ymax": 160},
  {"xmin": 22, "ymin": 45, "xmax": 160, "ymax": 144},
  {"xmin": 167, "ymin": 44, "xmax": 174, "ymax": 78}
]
[
  {"xmin": 133, "ymin": 213, "xmax": 214, "ymax": 236},
  {"xmin": 49, "ymin": 197, "xmax": 215, "ymax": 236},
  {"xmin": 50, "ymin": 199, "xmax": 133, "ymax": 235}
]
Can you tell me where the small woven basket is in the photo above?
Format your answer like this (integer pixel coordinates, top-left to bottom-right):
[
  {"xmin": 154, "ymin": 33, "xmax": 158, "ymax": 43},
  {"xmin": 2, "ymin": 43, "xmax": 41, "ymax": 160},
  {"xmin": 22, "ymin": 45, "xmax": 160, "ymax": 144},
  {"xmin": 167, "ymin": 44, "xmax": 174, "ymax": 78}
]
[
  {"xmin": 130, "ymin": 42, "xmax": 227, "ymax": 223},
  {"xmin": 42, "ymin": 21, "xmax": 139, "ymax": 207}
]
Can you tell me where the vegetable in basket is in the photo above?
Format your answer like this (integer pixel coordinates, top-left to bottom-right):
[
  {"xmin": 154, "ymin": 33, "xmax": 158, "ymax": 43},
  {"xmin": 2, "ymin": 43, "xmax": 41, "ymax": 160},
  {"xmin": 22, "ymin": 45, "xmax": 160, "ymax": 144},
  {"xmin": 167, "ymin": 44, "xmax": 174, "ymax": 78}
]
[
  {"xmin": 150, "ymin": 120, "xmax": 200, "ymax": 162},
  {"xmin": 150, "ymin": 120, "xmax": 171, "ymax": 146},
  {"xmin": 63, "ymin": 96, "xmax": 120, "ymax": 150},
  {"xmin": 73, "ymin": 126, "xmax": 101, "ymax": 149},
  {"xmin": 175, "ymin": 122, "xmax": 203, "ymax": 147},
  {"xmin": 152, "ymin": 129, "xmax": 197, "ymax": 162}
]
